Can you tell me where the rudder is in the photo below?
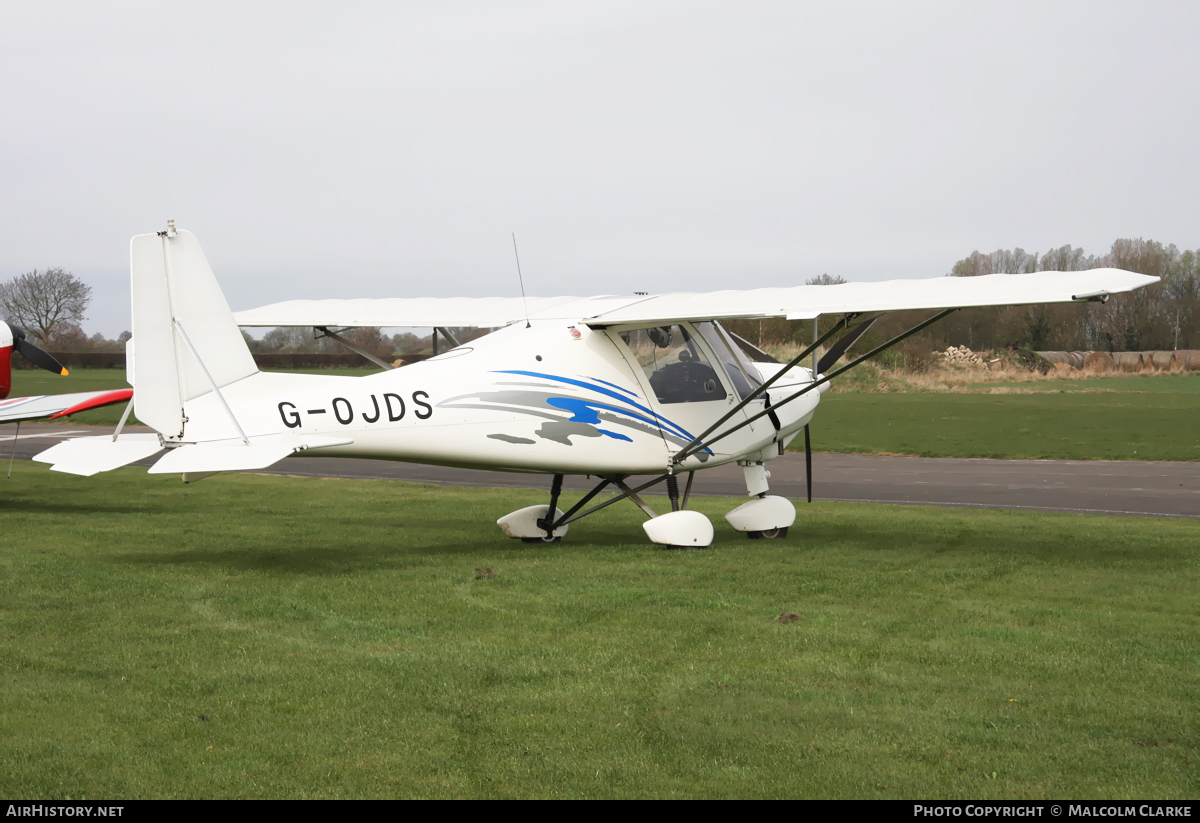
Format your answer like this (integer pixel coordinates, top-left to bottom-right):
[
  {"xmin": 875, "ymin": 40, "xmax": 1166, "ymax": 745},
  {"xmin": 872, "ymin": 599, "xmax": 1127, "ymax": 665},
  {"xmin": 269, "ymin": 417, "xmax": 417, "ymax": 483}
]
[{"xmin": 130, "ymin": 223, "xmax": 258, "ymax": 440}]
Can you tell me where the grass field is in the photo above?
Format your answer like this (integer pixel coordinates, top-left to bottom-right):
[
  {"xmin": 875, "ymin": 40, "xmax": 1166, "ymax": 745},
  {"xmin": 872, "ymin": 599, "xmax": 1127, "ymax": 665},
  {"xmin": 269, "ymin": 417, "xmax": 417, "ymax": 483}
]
[
  {"xmin": 10, "ymin": 369, "xmax": 1200, "ymax": 461},
  {"xmin": 0, "ymin": 467, "xmax": 1196, "ymax": 799},
  {"xmin": 809, "ymin": 384, "xmax": 1200, "ymax": 461}
]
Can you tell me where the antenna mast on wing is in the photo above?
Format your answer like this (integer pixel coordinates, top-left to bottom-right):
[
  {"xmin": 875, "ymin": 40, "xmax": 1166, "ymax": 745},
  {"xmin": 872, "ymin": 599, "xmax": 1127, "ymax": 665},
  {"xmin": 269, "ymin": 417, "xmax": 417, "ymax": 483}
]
[{"xmin": 511, "ymin": 233, "xmax": 531, "ymax": 328}]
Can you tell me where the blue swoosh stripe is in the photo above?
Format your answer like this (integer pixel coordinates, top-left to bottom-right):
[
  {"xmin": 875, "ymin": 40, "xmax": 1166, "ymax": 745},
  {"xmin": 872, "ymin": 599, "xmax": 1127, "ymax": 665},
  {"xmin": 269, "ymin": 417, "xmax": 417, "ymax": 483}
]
[
  {"xmin": 586, "ymin": 376, "xmax": 640, "ymax": 398},
  {"xmin": 493, "ymin": 369, "xmax": 708, "ymax": 450}
]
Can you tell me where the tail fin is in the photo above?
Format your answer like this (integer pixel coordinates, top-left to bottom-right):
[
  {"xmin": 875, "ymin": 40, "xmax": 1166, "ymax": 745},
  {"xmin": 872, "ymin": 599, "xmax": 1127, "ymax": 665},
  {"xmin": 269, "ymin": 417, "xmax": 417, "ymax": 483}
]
[
  {"xmin": 34, "ymin": 225, "xmax": 352, "ymax": 479},
  {"xmin": 130, "ymin": 224, "xmax": 258, "ymax": 439}
]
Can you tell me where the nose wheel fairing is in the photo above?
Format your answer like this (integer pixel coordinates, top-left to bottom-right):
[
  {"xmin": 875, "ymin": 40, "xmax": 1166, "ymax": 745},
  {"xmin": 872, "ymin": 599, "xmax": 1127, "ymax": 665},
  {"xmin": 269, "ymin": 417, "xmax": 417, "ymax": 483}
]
[{"xmin": 725, "ymin": 495, "xmax": 796, "ymax": 538}]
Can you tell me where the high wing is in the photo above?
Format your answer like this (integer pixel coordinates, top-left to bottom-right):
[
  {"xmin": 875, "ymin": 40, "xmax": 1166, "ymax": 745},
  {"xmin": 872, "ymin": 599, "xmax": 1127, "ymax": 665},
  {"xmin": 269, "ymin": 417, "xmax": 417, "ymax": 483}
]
[
  {"xmin": 0, "ymin": 389, "xmax": 133, "ymax": 424},
  {"xmin": 233, "ymin": 268, "xmax": 1158, "ymax": 329}
]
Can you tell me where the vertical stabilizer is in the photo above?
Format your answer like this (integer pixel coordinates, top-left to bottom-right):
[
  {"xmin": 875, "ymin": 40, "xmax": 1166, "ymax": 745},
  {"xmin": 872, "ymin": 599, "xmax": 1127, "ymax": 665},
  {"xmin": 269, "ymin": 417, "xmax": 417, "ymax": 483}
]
[{"xmin": 130, "ymin": 226, "xmax": 258, "ymax": 439}]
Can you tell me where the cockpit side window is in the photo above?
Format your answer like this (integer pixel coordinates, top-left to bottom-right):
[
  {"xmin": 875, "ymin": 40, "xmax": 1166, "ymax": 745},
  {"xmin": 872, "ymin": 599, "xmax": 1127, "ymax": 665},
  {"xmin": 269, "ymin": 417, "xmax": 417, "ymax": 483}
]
[
  {"xmin": 693, "ymin": 321, "xmax": 764, "ymax": 401},
  {"xmin": 617, "ymin": 325, "xmax": 727, "ymax": 404}
]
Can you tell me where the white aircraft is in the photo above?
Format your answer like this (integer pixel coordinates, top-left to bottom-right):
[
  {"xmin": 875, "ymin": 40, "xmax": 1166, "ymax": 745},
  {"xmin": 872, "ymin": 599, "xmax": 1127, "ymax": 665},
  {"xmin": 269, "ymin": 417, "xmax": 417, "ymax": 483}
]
[{"xmin": 34, "ymin": 223, "xmax": 1158, "ymax": 547}]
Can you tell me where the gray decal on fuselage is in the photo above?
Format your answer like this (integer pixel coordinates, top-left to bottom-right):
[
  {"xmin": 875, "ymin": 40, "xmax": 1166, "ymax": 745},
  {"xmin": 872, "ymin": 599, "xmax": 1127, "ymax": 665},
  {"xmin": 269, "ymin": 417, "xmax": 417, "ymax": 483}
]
[
  {"xmin": 493, "ymin": 382, "xmax": 563, "ymax": 389},
  {"xmin": 439, "ymin": 389, "xmax": 558, "ymax": 407},
  {"xmin": 487, "ymin": 433, "xmax": 536, "ymax": 445},
  {"xmin": 596, "ymin": 410, "xmax": 709, "ymax": 460},
  {"xmin": 435, "ymin": 386, "xmax": 698, "ymax": 451},
  {"xmin": 437, "ymin": 401, "xmax": 562, "ymax": 422},
  {"xmin": 535, "ymin": 421, "xmax": 603, "ymax": 445}
]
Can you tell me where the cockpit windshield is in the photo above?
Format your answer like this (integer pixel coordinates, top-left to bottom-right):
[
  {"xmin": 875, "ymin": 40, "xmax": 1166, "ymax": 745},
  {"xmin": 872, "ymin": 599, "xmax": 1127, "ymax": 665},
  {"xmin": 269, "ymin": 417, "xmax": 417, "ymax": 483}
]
[
  {"xmin": 692, "ymin": 321, "xmax": 764, "ymax": 401},
  {"xmin": 618, "ymin": 325, "xmax": 727, "ymax": 404}
]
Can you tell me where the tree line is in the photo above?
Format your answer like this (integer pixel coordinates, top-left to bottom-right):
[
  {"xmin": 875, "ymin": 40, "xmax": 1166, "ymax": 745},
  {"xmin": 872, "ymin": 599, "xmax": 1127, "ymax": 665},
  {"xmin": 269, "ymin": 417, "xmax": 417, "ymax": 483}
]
[
  {"xmin": 5, "ymin": 238, "xmax": 1197, "ymax": 362},
  {"xmin": 245, "ymin": 326, "xmax": 490, "ymax": 358},
  {"xmin": 724, "ymin": 238, "xmax": 1200, "ymax": 359},
  {"xmin": 939, "ymin": 238, "xmax": 1199, "ymax": 353},
  {"xmin": 0, "ymin": 267, "xmax": 482, "ymax": 359}
]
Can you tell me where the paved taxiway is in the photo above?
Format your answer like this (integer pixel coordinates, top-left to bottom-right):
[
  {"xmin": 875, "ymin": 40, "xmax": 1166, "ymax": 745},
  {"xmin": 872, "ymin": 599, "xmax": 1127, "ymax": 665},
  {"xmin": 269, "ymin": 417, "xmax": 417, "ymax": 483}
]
[{"xmin": 5, "ymin": 423, "xmax": 1197, "ymax": 519}]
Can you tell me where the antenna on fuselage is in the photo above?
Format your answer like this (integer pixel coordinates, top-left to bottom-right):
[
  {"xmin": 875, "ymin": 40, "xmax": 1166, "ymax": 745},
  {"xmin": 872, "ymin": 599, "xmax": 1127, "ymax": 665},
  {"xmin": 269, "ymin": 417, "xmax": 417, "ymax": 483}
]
[{"xmin": 511, "ymin": 233, "xmax": 531, "ymax": 328}]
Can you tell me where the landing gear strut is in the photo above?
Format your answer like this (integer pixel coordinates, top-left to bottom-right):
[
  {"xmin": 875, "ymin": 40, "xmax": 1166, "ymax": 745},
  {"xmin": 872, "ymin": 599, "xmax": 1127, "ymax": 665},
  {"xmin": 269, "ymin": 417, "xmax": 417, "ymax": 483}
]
[{"xmin": 496, "ymin": 470, "xmax": 712, "ymax": 548}]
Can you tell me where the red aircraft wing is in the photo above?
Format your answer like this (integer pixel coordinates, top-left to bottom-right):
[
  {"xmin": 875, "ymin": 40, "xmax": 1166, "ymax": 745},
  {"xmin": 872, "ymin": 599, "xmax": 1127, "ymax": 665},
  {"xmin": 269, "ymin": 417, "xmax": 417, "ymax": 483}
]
[{"xmin": 0, "ymin": 389, "xmax": 133, "ymax": 424}]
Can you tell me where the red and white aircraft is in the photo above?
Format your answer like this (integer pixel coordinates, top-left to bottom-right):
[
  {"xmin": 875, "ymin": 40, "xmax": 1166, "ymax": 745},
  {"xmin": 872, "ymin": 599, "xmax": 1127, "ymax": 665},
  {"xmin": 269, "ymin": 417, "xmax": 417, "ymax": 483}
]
[
  {"xmin": 33, "ymin": 223, "xmax": 1158, "ymax": 547},
  {"xmin": 0, "ymin": 322, "xmax": 133, "ymax": 424}
]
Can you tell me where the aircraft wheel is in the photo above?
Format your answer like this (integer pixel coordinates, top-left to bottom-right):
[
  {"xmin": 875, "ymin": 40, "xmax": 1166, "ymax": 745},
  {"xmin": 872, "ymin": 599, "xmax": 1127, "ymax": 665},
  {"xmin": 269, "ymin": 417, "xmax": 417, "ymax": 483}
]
[
  {"xmin": 747, "ymin": 527, "xmax": 788, "ymax": 540},
  {"xmin": 522, "ymin": 535, "xmax": 561, "ymax": 544}
]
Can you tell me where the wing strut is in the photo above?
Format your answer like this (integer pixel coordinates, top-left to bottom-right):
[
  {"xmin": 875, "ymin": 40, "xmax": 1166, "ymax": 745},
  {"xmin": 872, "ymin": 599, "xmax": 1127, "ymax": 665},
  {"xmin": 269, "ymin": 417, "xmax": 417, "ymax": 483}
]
[
  {"xmin": 542, "ymin": 473, "xmax": 673, "ymax": 530},
  {"xmin": 315, "ymin": 327, "xmax": 395, "ymax": 370},
  {"xmin": 174, "ymin": 320, "xmax": 250, "ymax": 445},
  {"xmin": 7, "ymin": 421, "xmax": 19, "ymax": 479},
  {"xmin": 725, "ymin": 331, "xmax": 780, "ymax": 364},
  {"xmin": 817, "ymin": 316, "xmax": 880, "ymax": 374},
  {"xmin": 112, "ymin": 395, "xmax": 135, "ymax": 441},
  {"xmin": 673, "ymin": 308, "xmax": 957, "ymax": 463}
]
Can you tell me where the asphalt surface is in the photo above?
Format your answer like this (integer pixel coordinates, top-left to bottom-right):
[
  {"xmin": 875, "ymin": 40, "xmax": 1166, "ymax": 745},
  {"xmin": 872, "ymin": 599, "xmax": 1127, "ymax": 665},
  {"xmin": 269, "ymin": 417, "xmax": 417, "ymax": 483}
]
[{"xmin": 5, "ymin": 423, "xmax": 1198, "ymax": 519}]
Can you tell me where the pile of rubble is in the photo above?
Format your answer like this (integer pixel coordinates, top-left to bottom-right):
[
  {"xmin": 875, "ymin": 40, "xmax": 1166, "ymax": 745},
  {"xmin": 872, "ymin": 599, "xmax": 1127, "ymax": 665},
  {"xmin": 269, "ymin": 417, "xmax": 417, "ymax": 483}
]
[{"xmin": 937, "ymin": 345, "xmax": 986, "ymax": 366}]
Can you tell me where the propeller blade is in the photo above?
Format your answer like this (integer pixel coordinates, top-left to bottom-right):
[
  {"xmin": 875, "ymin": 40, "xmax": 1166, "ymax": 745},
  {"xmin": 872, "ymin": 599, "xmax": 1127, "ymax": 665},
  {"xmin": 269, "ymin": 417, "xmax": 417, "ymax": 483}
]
[
  {"xmin": 817, "ymin": 316, "xmax": 880, "ymax": 374},
  {"xmin": 804, "ymin": 424, "xmax": 812, "ymax": 503},
  {"xmin": 14, "ymin": 337, "xmax": 68, "ymax": 376}
]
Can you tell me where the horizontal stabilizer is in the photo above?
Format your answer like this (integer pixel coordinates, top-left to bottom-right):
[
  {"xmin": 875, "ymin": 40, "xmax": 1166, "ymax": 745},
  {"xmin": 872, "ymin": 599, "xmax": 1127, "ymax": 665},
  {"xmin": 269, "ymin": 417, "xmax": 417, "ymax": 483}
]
[
  {"xmin": 147, "ymin": 434, "xmax": 353, "ymax": 475},
  {"xmin": 33, "ymin": 434, "xmax": 164, "ymax": 477}
]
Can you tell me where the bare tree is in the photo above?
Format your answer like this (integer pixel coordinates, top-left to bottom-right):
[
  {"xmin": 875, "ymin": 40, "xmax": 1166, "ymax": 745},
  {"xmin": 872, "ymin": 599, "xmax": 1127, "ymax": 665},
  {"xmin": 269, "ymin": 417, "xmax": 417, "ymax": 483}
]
[
  {"xmin": 1096, "ymin": 238, "xmax": 1171, "ymax": 350},
  {"xmin": 806, "ymin": 273, "xmax": 847, "ymax": 285},
  {"xmin": 949, "ymin": 248, "xmax": 1041, "ymax": 277},
  {"xmin": 949, "ymin": 251, "xmax": 990, "ymax": 278},
  {"xmin": 1039, "ymin": 244, "xmax": 1098, "ymax": 272},
  {"xmin": 1165, "ymin": 249, "xmax": 1200, "ymax": 349},
  {"xmin": 261, "ymin": 326, "xmax": 314, "ymax": 352},
  {"xmin": 0, "ymin": 267, "xmax": 92, "ymax": 344}
]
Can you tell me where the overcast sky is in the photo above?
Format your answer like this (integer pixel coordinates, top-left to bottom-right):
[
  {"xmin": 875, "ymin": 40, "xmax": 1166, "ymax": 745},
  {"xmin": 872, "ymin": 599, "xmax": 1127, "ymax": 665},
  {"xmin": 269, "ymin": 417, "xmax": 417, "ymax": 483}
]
[{"xmin": 2, "ymin": 1, "xmax": 1198, "ymax": 336}]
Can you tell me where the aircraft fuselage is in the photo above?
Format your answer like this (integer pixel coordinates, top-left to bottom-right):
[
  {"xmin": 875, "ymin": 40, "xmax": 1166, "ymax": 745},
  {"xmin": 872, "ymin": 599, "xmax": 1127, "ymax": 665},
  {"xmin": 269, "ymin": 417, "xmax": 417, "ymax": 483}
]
[{"xmin": 179, "ymin": 321, "xmax": 821, "ymax": 476}]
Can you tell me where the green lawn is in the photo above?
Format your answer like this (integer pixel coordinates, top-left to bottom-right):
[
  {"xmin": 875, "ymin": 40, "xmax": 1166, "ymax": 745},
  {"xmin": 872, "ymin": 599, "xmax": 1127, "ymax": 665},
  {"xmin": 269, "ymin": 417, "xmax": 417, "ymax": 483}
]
[
  {"xmin": 807, "ymin": 375, "xmax": 1200, "ymax": 461},
  {"xmin": 0, "ymin": 467, "xmax": 1195, "ymax": 799},
  {"xmin": 6, "ymin": 369, "xmax": 1195, "ymax": 797}
]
